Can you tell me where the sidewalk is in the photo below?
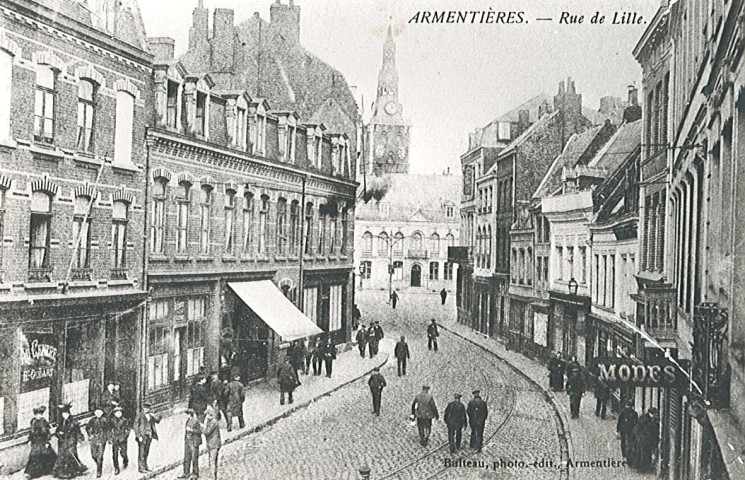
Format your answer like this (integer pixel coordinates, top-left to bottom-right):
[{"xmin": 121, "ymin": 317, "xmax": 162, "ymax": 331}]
[
  {"xmin": 8, "ymin": 341, "xmax": 391, "ymax": 480},
  {"xmin": 440, "ymin": 317, "xmax": 656, "ymax": 480}
]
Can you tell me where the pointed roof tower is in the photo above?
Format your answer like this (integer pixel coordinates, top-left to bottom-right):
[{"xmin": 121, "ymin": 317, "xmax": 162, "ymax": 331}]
[{"xmin": 376, "ymin": 24, "xmax": 399, "ymax": 104}]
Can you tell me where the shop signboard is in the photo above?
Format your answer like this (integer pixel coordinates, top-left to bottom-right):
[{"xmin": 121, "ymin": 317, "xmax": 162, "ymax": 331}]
[
  {"xmin": 589, "ymin": 357, "xmax": 690, "ymax": 389},
  {"xmin": 20, "ymin": 331, "xmax": 58, "ymax": 393}
]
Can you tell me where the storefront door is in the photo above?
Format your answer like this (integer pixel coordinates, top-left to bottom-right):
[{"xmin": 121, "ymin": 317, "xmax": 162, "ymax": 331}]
[
  {"xmin": 173, "ymin": 326, "xmax": 187, "ymax": 402},
  {"xmin": 411, "ymin": 264, "xmax": 421, "ymax": 287}
]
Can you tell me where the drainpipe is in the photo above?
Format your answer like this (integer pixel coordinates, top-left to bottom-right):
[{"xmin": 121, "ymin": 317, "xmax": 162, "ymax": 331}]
[{"xmin": 138, "ymin": 128, "xmax": 153, "ymax": 412}]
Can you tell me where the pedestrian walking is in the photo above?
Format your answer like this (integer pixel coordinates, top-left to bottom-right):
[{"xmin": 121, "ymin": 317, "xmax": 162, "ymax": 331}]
[
  {"xmin": 53, "ymin": 403, "xmax": 87, "ymax": 479},
  {"xmin": 594, "ymin": 377, "xmax": 610, "ymax": 419},
  {"xmin": 368, "ymin": 367, "xmax": 387, "ymax": 415},
  {"xmin": 133, "ymin": 402, "xmax": 160, "ymax": 473},
  {"xmin": 394, "ymin": 335, "xmax": 411, "ymax": 376},
  {"xmin": 366, "ymin": 324, "xmax": 379, "ymax": 358},
  {"xmin": 427, "ymin": 319, "xmax": 440, "ymax": 351},
  {"xmin": 216, "ymin": 379, "xmax": 230, "ymax": 428},
  {"xmin": 616, "ymin": 400, "xmax": 638, "ymax": 459},
  {"xmin": 440, "ymin": 288, "xmax": 448, "ymax": 305},
  {"xmin": 373, "ymin": 320, "xmax": 384, "ymax": 343},
  {"xmin": 547, "ymin": 353, "xmax": 566, "ymax": 391},
  {"xmin": 86, "ymin": 406, "xmax": 110, "ymax": 478},
  {"xmin": 188, "ymin": 375, "xmax": 210, "ymax": 421},
  {"xmin": 294, "ymin": 339, "xmax": 308, "ymax": 375},
  {"xmin": 179, "ymin": 409, "xmax": 201, "ymax": 480},
  {"xmin": 566, "ymin": 370, "xmax": 585, "ymax": 419},
  {"xmin": 110, "ymin": 406, "xmax": 130, "ymax": 475},
  {"xmin": 226, "ymin": 374, "xmax": 246, "ymax": 430},
  {"xmin": 411, "ymin": 385, "xmax": 439, "ymax": 446},
  {"xmin": 356, "ymin": 324, "xmax": 367, "ymax": 358},
  {"xmin": 467, "ymin": 390, "xmax": 488, "ymax": 452},
  {"xmin": 312, "ymin": 340, "xmax": 324, "ymax": 375},
  {"xmin": 201, "ymin": 406, "xmax": 222, "ymax": 480},
  {"xmin": 444, "ymin": 393, "xmax": 467, "ymax": 453},
  {"xmin": 390, "ymin": 290, "xmax": 399, "ymax": 309},
  {"xmin": 565, "ymin": 356, "xmax": 581, "ymax": 378},
  {"xmin": 278, "ymin": 354, "xmax": 300, "ymax": 405},
  {"xmin": 24, "ymin": 406, "xmax": 56, "ymax": 479},
  {"xmin": 305, "ymin": 339, "xmax": 314, "ymax": 374},
  {"xmin": 629, "ymin": 408, "xmax": 660, "ymax": 472},
  {"xmin": 101, "ymin": 380, "xmax": 121, "ymax": 418},
  {"xmin": 323, "ymin": 340, "xmax": 337, "ymax": 377},
  {"xmin": 353, "ymin": 304, "xmax": 362, "ymax": 331},
  {"xmin": 207, "ymin": 371, "xmax": 221, "ymax": 413}
]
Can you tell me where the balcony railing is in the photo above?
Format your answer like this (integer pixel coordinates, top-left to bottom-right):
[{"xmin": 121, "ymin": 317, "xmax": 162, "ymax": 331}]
[
  {"xmin": 70, "ymin": 268, "xmax": 93, "ymax": 281},
  {"xmin": 110, "ymin": 268, "xmax": 128, "ymax": 280},
  {"xmin": 692, "ymin": 303, "xmax": 731, "ymax": 409},
  {"xmin": 634, "ymin": 282, "xmax": 677, "ymax": 339},
  {"xmin": 28, "ymin": 267, "xmax": 53, "ymax": 283},
  {"xmin": 408, "ymin": 249, "xmax": 428, "ymax": 259}
]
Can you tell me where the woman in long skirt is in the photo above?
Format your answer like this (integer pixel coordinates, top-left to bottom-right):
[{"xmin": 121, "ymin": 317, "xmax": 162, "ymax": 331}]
[
  {"xmin": 24, "ymin": 406, "xmax": 57, "ymax": 478},
  {"xmin": 53, "ymin": 403, "xmax": 87, "ymax": 479}
]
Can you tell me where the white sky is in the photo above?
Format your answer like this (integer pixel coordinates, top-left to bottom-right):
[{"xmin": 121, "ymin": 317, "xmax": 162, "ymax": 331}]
[{"xmin": 140, "ymin": 0, "xmax": 660, "ymax": 175}]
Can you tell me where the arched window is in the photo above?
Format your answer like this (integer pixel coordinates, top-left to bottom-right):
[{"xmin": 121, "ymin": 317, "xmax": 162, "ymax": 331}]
[
  {"xmin": 446, "ymin": 233, "xmax": 455, "ymax": 248},
  {"xmin": 176, "ymin": 181, "xmax": 191, "ymax": 253},
  {"xmin": 289, "ymin": 200, "xmax": 300, "ymax": 255},
  {"xmin": 276, "ymin": 198, "xmax": 287, "ymax": 255},
  {"xmin": 258, "ymin": 194, "xmax": 269, "ymax": 255},
  {"xmin": 393, "ymin": 232, "xmax": 404, "ymax": 256},
  {"xmin": 200, "ymin": 185, "xmax": 213, "ymax": 254},
  {"xmin": 304, "ymin": 202, "xmax": 313, "ymax": 255},
  {"xmin": 362, "ymin": 231, "xmax": 373, "ymax": 254},
  {"xmin": 241, "ymin": 192, "xmax": 253, "ymax": 255},
  {"xmin": 378, "ymin": 231, "xmax": 389, "ymax": 255},
  {"xmin": 411, "ymin": 231, "xmax": 423, "ymax": 253},
  {"xmin": 430, "ymin": 233, "xmax": 440, "ymax": 256},
  {"xmin": 224, "ymin": 190, "xmax": 236, "ymax": 254},
  {"xmin": 112, "ymin": 200, "xmax": 128, "ymax": 271},
  {"xmin": 77, "ymin": 79, "xmax": 95, "ymax": 152},
  {"xmin": 72, "ymin": 195, "xmax": 92, "ymax": 270},
  {"xmin": 150, "ymin": 177, "xmax": 168, "ymax": 254}
]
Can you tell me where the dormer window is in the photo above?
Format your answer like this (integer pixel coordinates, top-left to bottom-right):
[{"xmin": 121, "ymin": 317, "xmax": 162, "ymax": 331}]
[
  {"xmin": 195, "ymin": 91, "xmax": 207, "ymax": 137},
  {"xmin": 445, "ymin": 204, "xmax": 455, "ymax": 219},
  {"xmin": 236, "ymin": 106, "xmax": 247, "ymax": 150},
  {"xmin": 498, "ymin": 122, "xmax": 511, "ymax": 140},
  {"xmin": 249, "ymin": 101, "xmax": 268, "ymax": 156},
  {"xmin": 166, "ymin": 80, "xmax": 180, "ymax": 129}
]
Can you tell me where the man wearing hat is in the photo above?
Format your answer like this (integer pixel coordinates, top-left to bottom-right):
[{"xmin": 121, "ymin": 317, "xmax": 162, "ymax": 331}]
[
  {"xmin": 444, "ymin": 393, "xmax": 468, "ymax": 453},
  {"xmin": 630, "ymin": 407, "xmax": 660, "ymax": 472},
  {"xmin": 53, "ymin": 403, "xmax": 87, "ymax": 478},
  {"xmin": 201, "ymin": 406, "xmax": 222, "ymax": 480},
  {"xmin": 411, "ymin": 385, "xmax": 439, "ymax": 446},
  {"xmin": 616, "ymin": 400, "xmax": 638, "ymax": 459},
  {"xmin": 367, "ymin": 367, "xmax": 387, "ymax": 415},
  {"xmin": 394, "ymin": 336, "xmax": 411, "ymax": 376},
  {"xmin": 188, "ymin": 375, "xmax": 210, "ymax": 422},
  {"xmin": 110, "ymin": 406, "xmax": 131, "ymax": 474},
  {"xmin": 102, "ymin": 379, "xmax": 121, "ymax": 418},
  {"xmin": 179, "ymin": 408, "xmax": 202, "ymax": 479},
  {"xmin": 427, "ymin": 319, "xmax": 440, "ymax": 352},
  {"xmin": 133, "ymin": 402, "xmax": 160, "ymax": 473},
  {"xmin": 467, "ymin": 390, "xmax": 488, "ymax": 452},
  {"xmin": 226, "ymin": 373, "xmax": 246, "ymax": 430},
  {"xmin": 86, "ymin": 405, "xmax": 110, "ymax": 477}
]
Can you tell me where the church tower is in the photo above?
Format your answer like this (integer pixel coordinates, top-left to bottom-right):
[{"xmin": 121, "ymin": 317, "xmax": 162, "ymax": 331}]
[{"xmin": 363, "ymin": 26, "xmax": 411, "ymax": 177}]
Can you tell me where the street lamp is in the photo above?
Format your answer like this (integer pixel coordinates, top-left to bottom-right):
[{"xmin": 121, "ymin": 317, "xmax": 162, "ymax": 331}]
[{"xmin": 568, "ymin": 278, "xmax": 578, "ymax": 295}]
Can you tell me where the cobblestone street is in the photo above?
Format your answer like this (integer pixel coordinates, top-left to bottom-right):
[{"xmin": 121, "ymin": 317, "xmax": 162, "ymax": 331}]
[{"xmin": 152, "ymin": 291, "xmax": 564, "ymax": 480}]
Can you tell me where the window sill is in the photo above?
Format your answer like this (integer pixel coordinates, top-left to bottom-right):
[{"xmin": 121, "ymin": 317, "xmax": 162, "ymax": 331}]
[
  {"xmin": 221, "ymin": 255, "xmax": 237, "ymax": 263},
  {"xmin": 339, "ymin": 255, "xmax": 348, "ymax": 261},
  {"xmin": 196, "ymin": 255, "xmax": 214, "ymax": 263},
  {"xmin": 24, "ymin": 281, "xmax": 57, "ymax": 291},
  {"xmin": 274, "ymin": 255, "xmax": 288, "ymax": 262},
  {"xmin": 73, "ymin": 152, "xmax": 102, "ymax": 167},
  {"xmin": 111, "ymin": 162, "xmax": 139, "ymax": 174},
  {"xmin": 315, "ymin": 255, "xmax": 327, "ymax": 261},
  {"xmin": 174, "ymin": 255, "xmax": 192, "ymax": 263},
  {"xmin": 149, "ymin": 255, "xmax": 170, "ymax": 263},
  {"xmin": 329, "ymin": 255, "xmax": 339, "ymax": 261},
  {"xmin": 239, "ymin": 255, "xmax": 253, "ymax": 262},
  {"xmin": 288, "ymin": 255, "xmax": 299, "ymax": 262},
  {"xmin": 256, "ymin": 256, "xmax": 270, "ymax": 263},
  {"xmin": 30, "ymin": 144, "xmax": 64, "ymax": 162},
  {"xmin": 0, "ymin": 137, "xmax": 17, "ymax": 150}
]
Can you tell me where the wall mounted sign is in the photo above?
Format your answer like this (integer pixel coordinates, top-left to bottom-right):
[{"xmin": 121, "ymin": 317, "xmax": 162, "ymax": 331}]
[{"xmin": 589, "ymin": 357, "xmax": 690, "ymax": 389}]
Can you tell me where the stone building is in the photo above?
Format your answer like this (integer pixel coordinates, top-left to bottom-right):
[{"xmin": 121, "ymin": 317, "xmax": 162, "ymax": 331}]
[
  {"xmin": 354, "ymin": 25, "xmax": 459, "ymax": 295},
  {"xmin": 0, "ymin": 0, "xmax": 151, "ymax": 458},
  {"xmin": 143, "ymin": 0, "xmax": 359, "ymax": 411}
]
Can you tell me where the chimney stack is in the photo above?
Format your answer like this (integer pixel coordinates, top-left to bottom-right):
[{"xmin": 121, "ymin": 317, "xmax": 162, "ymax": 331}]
[
  {"xmin": 627, "ymin": 84, "xmax": 639, "ymax": 106},
  {"xmin": 189, "ymin": 1, "xmax": 209, "ymax": 51},
  {"xmin": 147, "ymin": 37, "xmax": 175, "ymax": 61},
  {"xmin": 270, "ymin": 0, "xmax": 301, "ymax": 44}
]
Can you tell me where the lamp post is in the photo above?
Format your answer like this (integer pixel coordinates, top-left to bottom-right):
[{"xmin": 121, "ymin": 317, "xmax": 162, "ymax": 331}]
[{"xmin": 568, "ymin": 278, "xmax": 578, "ymax": 295}]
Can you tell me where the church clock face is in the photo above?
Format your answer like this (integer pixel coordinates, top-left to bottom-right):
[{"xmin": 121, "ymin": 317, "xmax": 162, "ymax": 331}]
[{"xmin": 385, "ymin": 102, "xmax": 398, "ymax": 115}]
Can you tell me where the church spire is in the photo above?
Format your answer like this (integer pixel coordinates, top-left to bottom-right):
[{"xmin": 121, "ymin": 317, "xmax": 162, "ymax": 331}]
[{"xmin": 377, "ymin": 23, "xmax": 398, "ymax": 101}]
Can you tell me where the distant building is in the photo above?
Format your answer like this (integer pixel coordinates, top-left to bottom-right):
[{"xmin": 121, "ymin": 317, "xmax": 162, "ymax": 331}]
[{"xmin": 354, "ymin": 27, "xmax": 459, "ymax": 294}]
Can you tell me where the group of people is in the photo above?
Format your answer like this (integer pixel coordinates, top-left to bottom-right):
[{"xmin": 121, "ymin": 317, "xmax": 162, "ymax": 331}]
[
  {"xmin": 180, "ymin": 405, "xmax": 222, "ymax": 480},
  {"xmin": 355, "ymin": 321, "xmax": 385, "ymax": 358},
  {"xmin": 547, "ymin": 353, "xmax": 586, "ymax": 418},
  {"xmin": 24, "ymin": 380, "xmax": 161, "ymax": 479},
  {"xmin": 617, "ymin": 402, "xmax": 661, "ymax": 472}
]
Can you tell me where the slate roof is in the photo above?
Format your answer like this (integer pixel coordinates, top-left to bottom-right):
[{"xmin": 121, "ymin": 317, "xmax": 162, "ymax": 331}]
[
  {"xmin": 587, "ymin": 119, "xmax": 642, "ymax": 169},
  {"xmin": 532, "ymin": 124, "xmax": 607, "ymax": 199},
  {"xmin": 356, "ymin": 174, "xmax": 461, "ymax": 222}
]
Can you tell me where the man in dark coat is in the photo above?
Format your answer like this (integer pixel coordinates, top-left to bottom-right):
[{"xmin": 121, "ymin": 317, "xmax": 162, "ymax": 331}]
[
  {"xmin": 54, "ymin": 403, "xmax": 87, "ymax": 479},
  {"xmin": 179, "ymin": 409, "xmax": 202, "ymax": 480},
  {"xmin": 206, "ymin": 371, "xmax": 221, "ymax": 412},
  {"xmin": 467, "ymin": 390, "xmax": 488, "ymax": 452},
  {"xmin": 616, "ymin": 400, "xmax": 638, "ymax": 459},
  {"xmin": 368, "ymin": 367, "xmax": 387, "ymax": 415},
  {"xmin": 201, "ymin": 407, "xmax": 222, "ymax": 480},
  {"xmin": 86, "ymin": 406, "xmax": 110, "ymax": 478},
  {"xmin": 294, "ymin": 340, "xmax": 308, "ymax": 375},
  {"xmin": 394, "ymin": 335, "xmax": 411, "ymax": 376},
  {"xmin": 390, "ymin": 290, "xmax": 399, "ymax": 309},
  {"xmin": 101, "ymin": 380, "xmax": 121, "ymax": 418},
  {"xmin": 133, "ymin": 402, "xmax": 160, "ymax": 473},
  {"xmin": 594, "ymin": 377, "xmax": 611, "ymax": 419},
  {"xmin": 565, "ymin": 356, "xmax": 581, "ymax": 378},
  {"xmin": 444, "ymin": 393, "xmax": 468, "ymax": 453},
  {"xmin": 110, "ymin": 406, "xmax": 130, "ymax": 475},
  {"xmin": 278, "ymin": 355, "xmax": 300, "ymax": 404},
  {"xmin": 411, "ymin": 385, "xmax": 439, "ymax": 446},
  {"xmin": 630, "ymin": 408, "xmax": 660, "ymax": 472},
  {"xmin": 226, "ymin": 374, "xmax": 246, "ymax": 430},
  {"xmin": 373, "ymin": 321, "xmax": 384, "ymax": 343},
  {"xmin": 566, "ymin": 370, "xmax": 585, "ymax": 418},
  {"xmin": 547, "ymin": 353, "xmax": 565, "ymax": 391},
  {"xmin": 312, "ymin": 340, "xmax": 324, "ymax": 375},
  {"xmin": 188, "ymin": 375, "xmax": 209, "ymax": 421},
  {"xmin": 323, "ymin": 340, "xmax": 337, "ymax": 377},
  {"xmin": 440, "ymin": 288, "xmax": 448, "ymax": 305},
  {"xmin": 356, "ymin": 325, "xmax": 367, "ymax": 358},
  {"xmin": 427, "ymin": 319, "xmax": 440, "ymax": 351},
  {"xmin": 367, "ymin": 324, "xmax": 379, "ymax": 358}
]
